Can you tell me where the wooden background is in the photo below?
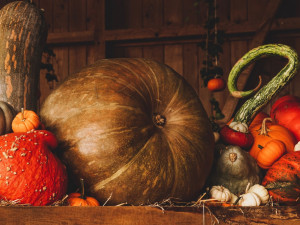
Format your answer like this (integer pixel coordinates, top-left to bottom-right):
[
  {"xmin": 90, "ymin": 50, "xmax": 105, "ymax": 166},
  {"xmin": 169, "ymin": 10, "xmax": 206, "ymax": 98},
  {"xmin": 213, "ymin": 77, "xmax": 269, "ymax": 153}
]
[{"xmin": 1, "ymin": 0, "xmax": 300, "ymax": 122}]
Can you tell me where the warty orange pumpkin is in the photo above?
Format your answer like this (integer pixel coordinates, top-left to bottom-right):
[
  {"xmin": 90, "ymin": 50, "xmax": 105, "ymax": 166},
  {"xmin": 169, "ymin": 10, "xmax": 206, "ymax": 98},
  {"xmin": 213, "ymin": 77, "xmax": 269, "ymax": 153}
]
[
  {"xmin": 0, "ymin": 130, "xmax": 68, "ymax": 205},
  {"xmin": 40, "ymin": 58, "xmax": 215, "ymax": 205}
]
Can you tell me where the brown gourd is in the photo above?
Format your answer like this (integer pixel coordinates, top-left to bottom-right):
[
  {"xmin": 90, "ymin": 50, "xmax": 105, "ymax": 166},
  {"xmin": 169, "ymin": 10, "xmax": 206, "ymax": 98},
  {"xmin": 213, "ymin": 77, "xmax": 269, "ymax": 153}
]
[
  {"xmin": 0, "ymin": 101, "xmax": 15, "ymax": 135},
  {"xmin": 40, "ymin": 58, "xmax": 215, "ymax": 205},
  {"xmin": 0, "ymin": 1, "xmax": 47, "ymax": 112}
]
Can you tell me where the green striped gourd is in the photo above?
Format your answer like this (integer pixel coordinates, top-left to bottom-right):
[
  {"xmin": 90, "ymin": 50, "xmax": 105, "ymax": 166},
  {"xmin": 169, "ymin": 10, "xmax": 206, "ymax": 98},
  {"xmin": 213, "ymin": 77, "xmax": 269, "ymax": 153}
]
[
  {"xmin": 229, "ymin": 44, "xmax": 299, "ymax": 125},
  {"xmin": 220, "ymin": 44, "xmax": 299, "ymax": 148}
]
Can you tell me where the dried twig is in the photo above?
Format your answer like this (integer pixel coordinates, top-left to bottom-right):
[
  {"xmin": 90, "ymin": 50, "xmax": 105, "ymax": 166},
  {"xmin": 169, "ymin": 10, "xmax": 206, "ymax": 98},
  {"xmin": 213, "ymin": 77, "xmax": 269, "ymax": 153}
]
[
  {"xmin": 102, "ymin": 193, "xmax": 112, "ymax": 206},
  {"xmin": 51, "ymin": 194, "xmax": 69, "ymax": 206}
]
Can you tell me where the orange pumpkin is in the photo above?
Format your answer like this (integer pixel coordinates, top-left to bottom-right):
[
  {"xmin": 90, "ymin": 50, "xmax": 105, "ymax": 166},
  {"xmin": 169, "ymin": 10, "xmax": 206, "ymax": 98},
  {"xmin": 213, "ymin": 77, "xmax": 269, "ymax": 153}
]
[
  {"xmin": 256, "ymin": 139, "xmax": 286, "ymax": 169},
  {"xmin": 249, "ymin": 118, "xmax": 297, "ymax": 160},
  {"xmin": 207, "ymin": 77, "xmax": 226, "ymax": 92},
  {"xmin": 12, "ymin": 108, "xmax": 40, "ymax": 132},
  {"xmin": 249, "ymin": 111, "xmax": 269, "ymax": 133},
  {"xmin": 68, "ymin": 178, "xmax": 100, "ymax": 206}
]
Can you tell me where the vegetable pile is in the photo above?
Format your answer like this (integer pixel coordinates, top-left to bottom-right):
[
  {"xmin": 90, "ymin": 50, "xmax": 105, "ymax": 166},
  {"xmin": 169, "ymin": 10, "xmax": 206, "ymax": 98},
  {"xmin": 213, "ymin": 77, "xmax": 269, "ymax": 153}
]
[
  {"xmin": 0, "ymin": 1, "xmax": 298, "ymax": 207},
  {"xmin": 212, "ymin": 44, "xmax": 300, "ymax": 206}
]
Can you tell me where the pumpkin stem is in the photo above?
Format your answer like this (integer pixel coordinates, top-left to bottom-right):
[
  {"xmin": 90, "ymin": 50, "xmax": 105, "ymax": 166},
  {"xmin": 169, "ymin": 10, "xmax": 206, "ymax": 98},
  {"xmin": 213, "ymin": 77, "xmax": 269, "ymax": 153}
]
[
  {"xmin": 259, "ymin": 118, "xmax": 272, "ymax": 136},
  {"xmin": 229, "ymin": 153, "xmax": 237, "ymax": 162},
  {"xmin": 153, "ymin": 113, "xmax": 166, "ymax": 128},
  {"xmin": 21, "ymin": 108, "xmax": 25, "ymax": 121},
  {"xmin": 245, "ymin": 182, "xmax": 251, "ymax": 193},
  {"xmin": 79, "ymin": 178, "xmax": 86, "ymax": 200}
]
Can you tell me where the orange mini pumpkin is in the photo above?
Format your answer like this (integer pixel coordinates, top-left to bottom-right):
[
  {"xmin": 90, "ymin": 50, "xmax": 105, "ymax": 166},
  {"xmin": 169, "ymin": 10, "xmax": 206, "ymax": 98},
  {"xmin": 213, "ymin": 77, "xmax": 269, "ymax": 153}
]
[
  {"xmin": 256, "ymin": 139, "xmax": 286, "ymax": 169},
  {"xmin": 248, "ymin": 111, "xmax": 269, "ymax": 133},
  {"xmin": 12, "ymin": 108, "xmax": 40, "ymax": 132},
  {"xmin": 249, "ymin": 118, "xmax": 297, "ymax": 161},
  {"xmin": 68, "ymin": 178, "xmax": 100, "ymax": 206},
  {"xmin": 207, "ymin": 77, "xmax": 226, "ymax": 92}
]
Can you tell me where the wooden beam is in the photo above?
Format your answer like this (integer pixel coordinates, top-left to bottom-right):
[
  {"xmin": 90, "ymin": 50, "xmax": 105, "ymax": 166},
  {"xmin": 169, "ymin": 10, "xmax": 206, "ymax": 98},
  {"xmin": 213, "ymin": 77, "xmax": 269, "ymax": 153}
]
[
  {"xmin": 45, "ymin": 16, "xmax": 300, "ymax": 45},
  {"xmin": 104, "ymin": 17, "xmax": 300, "ymax": 42},
  {"xmin": 47, "ymin": 30, "xmax": 95, "ymax": 44}
]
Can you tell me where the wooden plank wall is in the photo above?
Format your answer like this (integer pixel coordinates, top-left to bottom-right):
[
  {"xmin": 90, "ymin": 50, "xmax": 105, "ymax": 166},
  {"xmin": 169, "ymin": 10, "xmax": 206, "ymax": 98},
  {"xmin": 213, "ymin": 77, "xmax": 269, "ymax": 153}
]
[
  {"xmin": 0, "ymin": 0, "xmax": 300, "ymax": 120},
  {"xmin": 105, "ymin": 0, "xmax": 300, "ymax": 118}
]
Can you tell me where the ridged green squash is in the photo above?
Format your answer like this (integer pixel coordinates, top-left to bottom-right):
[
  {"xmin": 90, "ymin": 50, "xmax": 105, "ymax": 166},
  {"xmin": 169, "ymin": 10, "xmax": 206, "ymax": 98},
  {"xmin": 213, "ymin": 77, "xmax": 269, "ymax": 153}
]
[{"xmin": 229, "ymin": 44, "xmax": 299, "ymax": 125}]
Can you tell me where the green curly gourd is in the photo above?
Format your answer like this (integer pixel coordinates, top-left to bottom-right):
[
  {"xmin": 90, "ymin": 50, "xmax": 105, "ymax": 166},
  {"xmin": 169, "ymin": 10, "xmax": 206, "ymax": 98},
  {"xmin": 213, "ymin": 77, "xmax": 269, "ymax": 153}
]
[{"xmin": 228, "ymin": 44, "xmax": 299, "ymax": 125}]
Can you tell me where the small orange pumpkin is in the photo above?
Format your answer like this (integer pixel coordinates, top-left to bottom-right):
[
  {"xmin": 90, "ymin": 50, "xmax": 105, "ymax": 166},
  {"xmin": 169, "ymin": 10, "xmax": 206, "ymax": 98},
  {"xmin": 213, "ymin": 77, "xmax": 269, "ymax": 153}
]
[
  {"xmin": 256, "ymin": 139, "xmax": 286, "ymax": 169},
  {"xmin": 68, "ymin": 178, "xmax": 100, "ymax": 206},
  {"xmin": 12, "ymin": 108, "xmax": 40, "ymax": 132},
  {"xmin": 249, "ymin": 118, "xmax": 297, "ymax": 160},
  {"xmin": 249, "ymin": 111, "xmax": 269, "ymax": 133},
  {"xmin": 207, "ymin": 77, "xmax": 226, "ymax": 92}
]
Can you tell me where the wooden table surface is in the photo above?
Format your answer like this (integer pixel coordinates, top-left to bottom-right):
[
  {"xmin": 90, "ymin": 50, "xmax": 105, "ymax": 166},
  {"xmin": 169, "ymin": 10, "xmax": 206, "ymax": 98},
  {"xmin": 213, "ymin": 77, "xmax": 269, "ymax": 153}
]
[{"xmin": 0, "ymin": 205, "xmax": 299, "ymax": 225}]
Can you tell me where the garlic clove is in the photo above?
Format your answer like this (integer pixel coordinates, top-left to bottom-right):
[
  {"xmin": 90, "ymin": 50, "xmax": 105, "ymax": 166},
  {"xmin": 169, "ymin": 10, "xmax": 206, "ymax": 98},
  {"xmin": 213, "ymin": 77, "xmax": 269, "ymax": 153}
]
[
  {"xmin": 294, "ymin": 141, "xmax": 300, "ymax": 151},
  {"xmin": 247, "ymin": 184, "xmax": 269, "ymax": 204},
  {"xmin": 209, "ymin": 185, "xmax": 232, "ymax": 202},
  {"xmin": 238, "ymin": 192, "xmax": 261, "ymax": 207}
]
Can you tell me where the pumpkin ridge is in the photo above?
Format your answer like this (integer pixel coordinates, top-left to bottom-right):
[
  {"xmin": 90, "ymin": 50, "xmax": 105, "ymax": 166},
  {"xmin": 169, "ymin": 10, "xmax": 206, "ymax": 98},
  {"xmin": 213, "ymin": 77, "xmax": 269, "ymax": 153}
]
[
  {"xmin": 91, "ymin": 135, "xmax": 155, "ymax": 191},
  {"xmin": 93, "ymin": 74, "xmax": 149, "ymax": 104},
  {"xmin": 84, "ymin": 73, "xmax": 150, "ymax": 106},
  {"xmin": 165, "ymin": 136, "xmax": 181, "ymax": 197},
  {"xmin": 137, "ymin": 59, "xmax": 161, "ymax": 109},
  {"xmin": 166, "ymin": 100, "xmax": 203, "ymax": 125},
  {"xmin": 104, "ymin": 59, "xmax": 154, "ymax": 102},
  {"xmin": 162, "ymin": 80, "xmax": 182, "ymax": 115},
  {"xmin": 131, "ymin": 58, "xmax": 162, "ymax": 104}
]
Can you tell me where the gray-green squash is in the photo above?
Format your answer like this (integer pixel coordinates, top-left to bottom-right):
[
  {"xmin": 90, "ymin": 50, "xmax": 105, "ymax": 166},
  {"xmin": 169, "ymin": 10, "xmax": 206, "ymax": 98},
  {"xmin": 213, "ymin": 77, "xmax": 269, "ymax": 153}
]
[
  {"xmin": 40, "ymin": 58, "xmax": 215, "ymax": 205},
  {"xmin": 209, "ymin": 145, "xmax": 261, "ymax": 195}
]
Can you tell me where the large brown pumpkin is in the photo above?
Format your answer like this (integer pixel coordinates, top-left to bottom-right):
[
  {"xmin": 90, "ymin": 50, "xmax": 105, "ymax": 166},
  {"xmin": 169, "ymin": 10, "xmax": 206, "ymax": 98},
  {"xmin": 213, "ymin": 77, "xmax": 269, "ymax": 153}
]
[
  {"xmin": 0, "ymin": 1, "xmax": 47, "ymax": 112},
  {"xmin": 40, "ymin": 58, "xmax": 215, "ymax": 205}
]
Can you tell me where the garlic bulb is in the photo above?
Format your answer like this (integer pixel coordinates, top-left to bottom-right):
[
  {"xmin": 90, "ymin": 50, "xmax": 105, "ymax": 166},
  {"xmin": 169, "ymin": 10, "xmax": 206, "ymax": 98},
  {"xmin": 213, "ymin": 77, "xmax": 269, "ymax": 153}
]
[
  {"xmin": 294, "ymin": 141, "xmax": 300, "ymax": 151},
  {"xmin": 210, "ymin": 186, "xmax": 232, "ymax": 202},
  {"xmin": 238, "ymin": 192, "xmax": 261, "ymax": 206},
  {"xmin": 247, "ymin": 184, "xmax": 269, "ymax": 204}
]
